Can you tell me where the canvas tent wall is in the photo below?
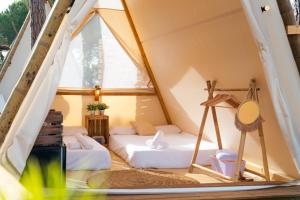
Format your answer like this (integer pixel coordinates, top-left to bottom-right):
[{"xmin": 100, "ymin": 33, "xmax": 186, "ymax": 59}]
[
  {"xmin": 0, "ymin": 3, "xmax": 51, "ymax": 105},
  {"xmin": 0, "ymin": 0, "xmax": 299, "ymax": 182},
  {"xmin": 119, "ymin": 0, "xmax": 300, "ymax": 178}
]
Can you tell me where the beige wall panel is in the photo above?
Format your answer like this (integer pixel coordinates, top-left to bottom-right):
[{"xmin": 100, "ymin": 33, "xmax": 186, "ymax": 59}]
[
  {"xmin": 126, "ymin": 0, "xmax": 299, "ymax": 177},
  {"xmin": 52, "ymin": 95, "xmax": 166, "ymax": 127}
]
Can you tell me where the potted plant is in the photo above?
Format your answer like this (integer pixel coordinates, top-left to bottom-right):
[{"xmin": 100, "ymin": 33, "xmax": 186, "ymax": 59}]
[
  {"xmin": 87, "ymin": 103, "xmax": 97, "ymax": 115},
  {"xmin": 97, "ymin": 103, "xmax": 109, "ymax": 115}
]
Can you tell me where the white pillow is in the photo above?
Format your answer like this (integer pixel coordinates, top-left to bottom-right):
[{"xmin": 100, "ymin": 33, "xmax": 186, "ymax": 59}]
[
  {"xmin": 0, "ymin": 94, "xmax": 5, "ymax": 113},
  {"xmin": 110, "ymin": 126, "xmax": 136, "ymax": 135},
  {"xmin": 155, "ymin": 125, "xmax": 182, "ymax": 134},
  {"xmin": 63, "ymin": 126, "xmax": 88, "ymax": 136}
]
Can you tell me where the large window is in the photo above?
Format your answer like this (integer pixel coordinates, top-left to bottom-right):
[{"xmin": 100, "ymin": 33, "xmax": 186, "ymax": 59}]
[{"xmin": 59, "ymin": 15, "xmax": 150, "ymax": 89}]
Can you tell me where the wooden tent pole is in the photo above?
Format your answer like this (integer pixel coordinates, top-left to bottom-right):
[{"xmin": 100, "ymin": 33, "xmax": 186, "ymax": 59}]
[
  {"xmin": 258, "ymin": 124, "xmax": 271, "ymax": 181},
  {"xmin": 0, "ymin": 13, "xmax": 30, "ymax": 82},
  {"xmin": 121, "ymin": 0, "xmax": 172, "ymax": 124},
  {"xmin": 212, "ymin": 106, "xmax": 222, "ymax": 149},
  {"xmin": 189, "ymin": 80, "xmax": 216, "ymax": 173},
  {"xmin": 0, "ymin": 0, "xmax": 72, "ymax": 145},
  {"xmin": 233, "ymin": 131, "xmax": 247, "ymax": 182}
]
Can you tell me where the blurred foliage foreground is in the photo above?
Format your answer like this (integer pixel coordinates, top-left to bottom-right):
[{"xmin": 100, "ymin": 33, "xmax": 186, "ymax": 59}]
[{"xmin": 0, "ymin": 159, "xmax": 106, "ymax": 200}]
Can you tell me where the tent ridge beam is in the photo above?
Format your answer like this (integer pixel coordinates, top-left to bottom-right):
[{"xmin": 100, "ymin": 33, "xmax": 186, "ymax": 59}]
[
  {"xmin": 56, "ymin": 88, "xmax": 157, "ymax": 96},
  {"xmin": 121, "ymin": 0, "xmax": 172, "ymax": 124},
  {"xmin": 0, "ymin": 0, "xmax": 72, "ymax": 145}
]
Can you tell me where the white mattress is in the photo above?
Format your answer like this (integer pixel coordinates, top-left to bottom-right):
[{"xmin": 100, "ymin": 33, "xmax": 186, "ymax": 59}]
[
  {"xmin": 109, "ymin": 132, "xmax": 218, "ymax": 168},
  {"xmin": 63, "ymin": 135, "xmax": 111, "ymax": 170}
]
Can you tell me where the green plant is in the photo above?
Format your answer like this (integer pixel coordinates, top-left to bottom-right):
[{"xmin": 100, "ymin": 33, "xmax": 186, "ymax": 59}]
[
  {"xmin": 86, "ymin": 103, "xmax": 97, "ymax": 111},
  {"xmin": 14, "ymin": 158, "xmax": 106, "ymax": 200},
  {"xmin": 96, "ymin": 103, "xmax": 109, "ymax": 110},
  {"xmin": 0, "ymin": 0, "xmax": 29, "ymax": 45}
]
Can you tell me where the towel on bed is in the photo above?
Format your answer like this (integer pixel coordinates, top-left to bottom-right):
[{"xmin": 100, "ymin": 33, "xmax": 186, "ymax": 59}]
[
  {"xmin": 146, "ymin": 130, "xmax": 168, "ymax": 150},
  {"xmin": 75, "ymin": 134, "xmax": 93, "ymax": 150},
  {"xmin": 67, "ymin": 141, "xmax": 81, "ymax": 150}
]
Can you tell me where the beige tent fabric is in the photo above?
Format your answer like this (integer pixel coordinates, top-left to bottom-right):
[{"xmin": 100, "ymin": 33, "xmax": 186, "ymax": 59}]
[
  {"xmin": 96, "ymin": 9, "xmax": 144, "ymax": 69},
  {"xmin": 97, "ymin": 8, "xmax": 151, "ymax": 87},
  {"xmin": 242, "ymin": 0, "xmax": 300, "ymax": 172}
]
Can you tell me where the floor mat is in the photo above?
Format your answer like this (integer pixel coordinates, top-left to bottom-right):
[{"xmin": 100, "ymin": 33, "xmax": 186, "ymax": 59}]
[{"xmin": 87, "ymin": 169, "xmax": 200, "ymax": 189}]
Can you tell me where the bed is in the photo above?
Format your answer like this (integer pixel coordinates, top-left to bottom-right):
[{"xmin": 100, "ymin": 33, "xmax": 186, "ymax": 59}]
[
  {"xmin": 63, "ymin": 127, "xmax": 111, "ymax": 170},
  {"xmin": 109, "ymin": 132, "xmax": 218, "ymax": 169}
]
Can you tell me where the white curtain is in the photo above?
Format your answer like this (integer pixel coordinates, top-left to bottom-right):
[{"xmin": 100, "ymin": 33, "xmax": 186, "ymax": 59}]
[
  {"xmin": 0, "ymin": 0, "xmax": 97, "ymax": 177},
  {"xmin": 241, "ymin": 0, "xmax": 300, "ymax": 172}
]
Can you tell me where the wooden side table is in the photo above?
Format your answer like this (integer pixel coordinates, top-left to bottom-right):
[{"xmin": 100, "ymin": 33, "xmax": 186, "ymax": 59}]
[{"xmin": 85, "ymin": 115, "xmax": 109, "ymax": 145}]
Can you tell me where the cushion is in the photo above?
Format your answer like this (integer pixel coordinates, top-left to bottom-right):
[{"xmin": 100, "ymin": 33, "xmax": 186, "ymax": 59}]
[
  {"xmin": 156, "ymin": 124, "xmax": 181, "ymax": 134},
  {"xmin": 63, "ymin": 126, "xmax": 88, "ymax": 136},
  {"xmin": 131, "ymin": 121, "xmax": 156, "ymax": 136},
  {"xmin": 0, "ymin": 94, "xmax": 5, "ymax": 113},
  {"xmin": 110, "ymin": 126, "xmax": 136, "ymax": 135}
]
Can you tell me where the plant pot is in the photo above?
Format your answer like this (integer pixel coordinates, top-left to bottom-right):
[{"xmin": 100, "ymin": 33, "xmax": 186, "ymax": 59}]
[
  {"xmin": 89, "ymin": 110, "xmax": 96, "ymax": 116},
  {"xmin": 99, "ymin": 110, "xmax": 105, "ymax": 115}
]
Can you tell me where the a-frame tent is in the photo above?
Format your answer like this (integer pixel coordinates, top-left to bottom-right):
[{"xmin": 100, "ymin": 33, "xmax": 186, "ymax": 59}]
[{"xmin": 0, "ymin": 0, "xmax": 300, "ymax": 196}]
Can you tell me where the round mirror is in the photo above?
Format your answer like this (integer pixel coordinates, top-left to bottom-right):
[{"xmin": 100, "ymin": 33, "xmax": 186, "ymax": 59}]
[{"xmin": 237, "ymin": 100, "xmax": 260, "ymax": 125}]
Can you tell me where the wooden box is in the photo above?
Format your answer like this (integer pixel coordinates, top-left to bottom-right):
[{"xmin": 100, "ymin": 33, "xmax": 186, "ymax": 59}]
[{"xmin": 35, "ymin": 109, "xmax": 63, "ymax": 146}]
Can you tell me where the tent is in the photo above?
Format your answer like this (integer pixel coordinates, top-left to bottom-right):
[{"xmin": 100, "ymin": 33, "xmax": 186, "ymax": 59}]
[
  {"xmin": 0, "ymin": 3, "xmax": 52, "ymax": 108},
  {"xmin": 0, "ymin": 0, "xmax": 300, "ymax": 197}
]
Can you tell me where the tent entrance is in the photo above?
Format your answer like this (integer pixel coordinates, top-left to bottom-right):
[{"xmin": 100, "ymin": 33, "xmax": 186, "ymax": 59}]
[{"xmin": 0, "ymin": 0, "xmax": 300, "ymax": 199}]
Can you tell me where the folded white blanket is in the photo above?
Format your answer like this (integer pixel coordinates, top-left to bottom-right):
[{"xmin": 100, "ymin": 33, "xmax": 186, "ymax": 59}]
[
  {"xmin": 75, "ymin": 134, "xmax": 93, "ymax": 150},
  {"xmin": 146, "ymin": 130, "xmax": 168, "ymax": 150},
  {"xmin": 67, "ymin": 141, "xmax": 81, "ymax": 150}
]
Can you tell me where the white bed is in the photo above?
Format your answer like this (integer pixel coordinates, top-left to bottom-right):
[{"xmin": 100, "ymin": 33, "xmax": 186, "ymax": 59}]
[
  {"xmin": 109, "ymin": 132, "xmax": 218, "ymax": 168},
  {"xmin": 63, "ymin": 127, "xmax": 111, "ymax": 170}
]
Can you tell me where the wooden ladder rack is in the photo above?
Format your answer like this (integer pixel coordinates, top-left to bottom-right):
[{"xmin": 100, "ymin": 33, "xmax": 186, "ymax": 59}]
[{"xmin": 189, "ymin": 79, "xmax": 270, "ymax": 182}]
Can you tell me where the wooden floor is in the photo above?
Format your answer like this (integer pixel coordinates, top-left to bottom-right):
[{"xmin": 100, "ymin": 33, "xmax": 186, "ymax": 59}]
[
  {"xmin": 67, "ymin": 151, "xmax": 227, "ymax": 188},
  {"xmin": 66, "ymin": 151, "xmax": 300, "ymax": 199}
]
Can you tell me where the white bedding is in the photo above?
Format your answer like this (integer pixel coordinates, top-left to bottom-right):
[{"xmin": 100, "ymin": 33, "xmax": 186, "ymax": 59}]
[
  {"xmin": 63, "ymin": 135, "xmax": 111, "ymax": 170},
  {"xmin": 109, "ymin": 132, "xmax": 218, "ymax": 168}
]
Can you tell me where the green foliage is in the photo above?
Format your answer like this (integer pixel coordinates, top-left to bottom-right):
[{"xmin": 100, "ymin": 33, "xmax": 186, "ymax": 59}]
[
  {"xmin": 97, "ymin": 103, "xmax": 109, "ymax": 110},
  {"xmin": 19, "ymin": 158, "xmax": 106, "ymax": 200},
  {"xmin": 87, "ymin": 103, "xmax": 97, "ymax": 111},
  {"xmin": 0, "ymin": 34, "xmax": 8, "ymax": 45},
  {"xmin": 0, "ymin": 0, "xmax": 29, "ymax": 46}
]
